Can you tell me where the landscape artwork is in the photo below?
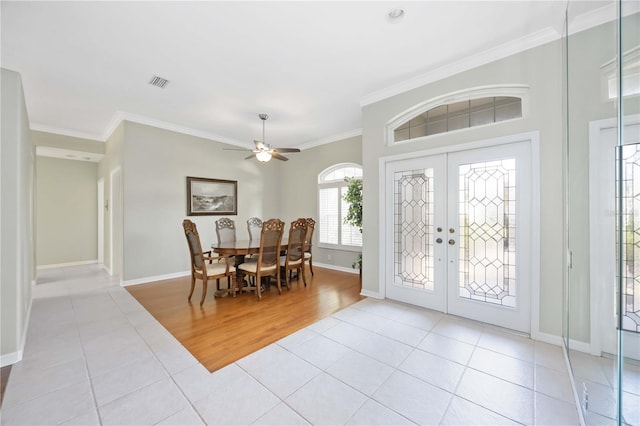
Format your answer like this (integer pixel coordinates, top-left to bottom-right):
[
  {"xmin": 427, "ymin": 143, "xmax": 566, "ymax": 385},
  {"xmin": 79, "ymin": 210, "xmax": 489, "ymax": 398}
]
[{"xmin": 187, "ymin": 177, "xmax": 237, "ymax": 216}]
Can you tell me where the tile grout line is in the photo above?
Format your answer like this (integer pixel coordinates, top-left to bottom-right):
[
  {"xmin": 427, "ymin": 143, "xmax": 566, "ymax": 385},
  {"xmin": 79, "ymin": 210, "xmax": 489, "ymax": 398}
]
[
  {"xmin": 232, "ymin": 360, "xmax": 313, "ymax": 424},
  {"xmin": 251, "ymin": 310, "xmax": 419, "ymax": 425},
  {"xmin": 108, "ymin": 287, "xmax": 208, "ymax": 425},
  {"xmin": 69, "ymin": 292, "xmax": 103, "ymax": 425}
]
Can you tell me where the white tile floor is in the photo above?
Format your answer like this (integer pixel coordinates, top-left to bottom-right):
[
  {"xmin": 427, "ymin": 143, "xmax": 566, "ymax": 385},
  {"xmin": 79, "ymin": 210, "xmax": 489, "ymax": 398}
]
[
  {"xmin": 567, "ymin": 350, "xmax": 640, "ymax": 426},
  {"xmin": 1, "ymin": 265, "xmax": 582, "ymax": 425}
]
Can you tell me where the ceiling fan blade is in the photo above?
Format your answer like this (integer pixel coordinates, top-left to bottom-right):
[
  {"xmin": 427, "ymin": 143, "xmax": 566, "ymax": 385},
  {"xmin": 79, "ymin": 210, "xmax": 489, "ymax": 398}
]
[
  {"xmin": 271, "ymin": 152, "xmax": 289, "ymax": 161},
  {"xmin": 244, "ymin": 153, "xmax": 257, "ymax": 160},
  {"xmin": 224, "ymin": 148, "xmax": 252, "ymax": 151},
  {"xmin": 272, "ymin": 148, "xmax": 300, "ymax": 153}
]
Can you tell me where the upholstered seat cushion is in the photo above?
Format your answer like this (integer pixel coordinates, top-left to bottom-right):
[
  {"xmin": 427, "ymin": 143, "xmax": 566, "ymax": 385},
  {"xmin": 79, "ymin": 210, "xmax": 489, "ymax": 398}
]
[
  {"xmin": 196, "ymin": 262, "xmax": 235, "ymax": 276},
  {"xmin": 304, "ymin": 252, "xmax": 311, "ymax": 259},
  {"xmin": 281, "ymin": 256, "xmax": 302, "ymax": 265},
  {"xmin": 238, "ymin": 261, "xmax": 277, "ymax": 273}
]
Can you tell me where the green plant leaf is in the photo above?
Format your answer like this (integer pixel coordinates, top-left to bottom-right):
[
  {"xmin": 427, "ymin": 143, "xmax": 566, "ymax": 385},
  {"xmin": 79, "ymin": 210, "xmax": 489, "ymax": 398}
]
[{"xmin": 343, "ymin": 177, "xmax": 362, "ymax": 232}]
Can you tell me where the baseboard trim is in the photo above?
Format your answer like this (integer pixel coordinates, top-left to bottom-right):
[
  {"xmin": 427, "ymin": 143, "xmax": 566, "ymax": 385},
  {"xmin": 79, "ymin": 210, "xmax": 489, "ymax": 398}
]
[
  {"xmin": 313, "ymin": 262, "xmax": 359, "ymax": 274},
  {"xmin": 532, "ymin": 331, "xmax": 564, "ymax": 346},
  {"xmin": 122, "ymin": 271, "xmax": 191, "ymax": 287},
  {"xmin": 37, "ymin": 260, "xmax": 98, "ymax": 270},
  {"xmin": 1, "ymin": 295, "xmax": 32, "ymax": 368},
  {"xmin": 0, "ymin": 350, "xmax": 23, "ymax": 368},
  {"xmin": 360, "ymin": 289, "xmax": 383, "ymax": 299},
  {"xmin": 122, "ymin": 263, "xmax": 360, "ymax": 287},
  {"xmin": 566, "ymin": 338, "xmax": 593, "ymax": 355}
]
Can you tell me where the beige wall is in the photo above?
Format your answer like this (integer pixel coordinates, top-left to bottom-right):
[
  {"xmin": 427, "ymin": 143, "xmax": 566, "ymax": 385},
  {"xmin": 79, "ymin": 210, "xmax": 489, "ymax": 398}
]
[
  {"xmin": 119, "ymin": 121, "xmax": 283, "ymax": 282},
  {"xmin": 36, "ymin": 156, "xmax": 98, "ymax": 266},
  {"xmin": 100, "ymin": 123, "xmax": 124, "ymax": 277},
  {"xmin": 361, "ymin": 40, "xmax": 564, "ymax": 337},
  {"xmin": 279, "ymin": 136, "xmax": 363, "ymax": 270},
  {"xmin": 1, "ymin": 68, "xmax": 35, "ymax": 366},
  {"xmin": 37, "ymin": 121, "xmax": 362, "ymax": 283},
  {"xmin": 32, "ymin": 130, "xmax": 105, "ymax": 154}
]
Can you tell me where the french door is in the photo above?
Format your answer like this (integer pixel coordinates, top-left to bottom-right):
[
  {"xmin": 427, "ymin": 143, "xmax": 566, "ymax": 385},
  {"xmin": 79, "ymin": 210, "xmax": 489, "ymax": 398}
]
[{"xmin": 385, "ymin": 141, "xmax": 532, "ymax": 333}]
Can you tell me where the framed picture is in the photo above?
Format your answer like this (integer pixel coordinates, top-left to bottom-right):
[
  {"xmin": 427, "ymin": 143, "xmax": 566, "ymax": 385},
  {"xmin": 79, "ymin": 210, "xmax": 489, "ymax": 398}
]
[{"xmin": 187, "ymin": 177, "xmax": 237, "ymax": 216}]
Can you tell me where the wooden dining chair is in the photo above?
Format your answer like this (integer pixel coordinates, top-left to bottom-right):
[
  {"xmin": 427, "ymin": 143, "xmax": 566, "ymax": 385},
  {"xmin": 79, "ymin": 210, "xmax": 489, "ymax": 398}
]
[
  {"xmin": 236, "ymin": 218, "xmax": 284, "ymax": 300},
  {"xmin": 303, "ymin": 218, "xmax": 316, "ymax": 276},
  {"xmin": 247, "ymin": 217, "xmax": 263, "ymax": 241},
  {"xmin": 246, "ymin": 217, "xmax": 263, "ymax": 265},
  {"xmin": 182, "ymin": 219, "xmax": 235, "ymax": 305},
  {"xmin": 215, "ymin": 217, "xmax": 237, "ymax": 244},
  {"xmin": 281, "ymin": 218, "xmax": 308, "ymax": 290}
]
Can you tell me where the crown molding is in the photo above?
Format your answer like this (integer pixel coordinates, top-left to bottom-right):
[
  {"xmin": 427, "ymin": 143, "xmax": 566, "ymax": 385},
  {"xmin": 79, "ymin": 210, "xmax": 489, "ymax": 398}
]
[
  {"xmin": 101, "ymin": 110, "xmax": 125, "ymax": 141},
  {"xmin": 568, "ymin": 1, "xmax": 639, "ymax": 36},
  {"xmin": 360, "ymin": 26, "xmax": 559, "ymax": 107},
  {"xmin": 360, "ymin": 3, "xmax": 639, "ymax": 107},
  {"xmin": 36, "ymin": 146, "xmax": 103, "ymax": 162},
  {"xmin": 112, "ymin": 111, "xmax": 249, "ymax": 148},
  {"xmin": 30, "ymin": 122, "xmax": 105, "ymax": 142},
  {"xmin": 297, "ymin": 128, "xmax": 362, "ymax": 151}
]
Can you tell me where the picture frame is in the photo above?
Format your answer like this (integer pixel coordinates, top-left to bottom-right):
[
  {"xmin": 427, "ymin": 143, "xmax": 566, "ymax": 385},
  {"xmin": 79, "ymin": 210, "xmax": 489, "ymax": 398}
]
[{"xmin": 187, "ymin": 176, "xmax": 237, "ymax": 216}]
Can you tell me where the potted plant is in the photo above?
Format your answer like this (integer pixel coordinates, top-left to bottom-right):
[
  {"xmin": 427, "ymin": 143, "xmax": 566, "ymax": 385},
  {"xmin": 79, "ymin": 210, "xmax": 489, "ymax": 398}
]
[{"xmin": 343, "ymin": 177, "xmax": 363, "ymax": 280}]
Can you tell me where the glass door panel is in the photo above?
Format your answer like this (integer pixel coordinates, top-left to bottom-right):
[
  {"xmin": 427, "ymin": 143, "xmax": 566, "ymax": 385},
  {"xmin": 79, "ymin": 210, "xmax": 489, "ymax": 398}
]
[
  {"xmin": 384, "ymin": 140, "xmax": 532, "ymax": 333},
  {"xmin": 447, "ymin": 141, "xmax": 532, "ymax": 333},
  {"xmin": 385, "ymin": 155, "xmax": 446, "ymax": 312},
  {"xmin": 457, "ymin": 158, "xmax": 517, "ymax": 308}
]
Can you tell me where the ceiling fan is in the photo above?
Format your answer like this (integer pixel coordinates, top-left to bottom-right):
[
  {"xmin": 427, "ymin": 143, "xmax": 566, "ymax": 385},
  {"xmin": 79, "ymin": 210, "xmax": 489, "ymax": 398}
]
[{"xmin": 227, "ymin": 113, "xmax": 300, "ymax": 162}]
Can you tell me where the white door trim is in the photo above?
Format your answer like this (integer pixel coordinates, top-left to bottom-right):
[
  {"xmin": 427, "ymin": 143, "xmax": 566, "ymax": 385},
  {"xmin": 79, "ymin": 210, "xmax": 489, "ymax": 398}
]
[
  {"xmin": 97, "ymin": 178, "xmax": 104, "ymax": 266},
  {"xmin": 379, "ymin": 131, "xmax": 540, "ymax": 336},
  {"xmin": 589, "ymin": 115, "xmax": 640, "ymax": 356},
  {"xmin": 109, "ymin": 167, "xmax": 122, "ymax": 281}
]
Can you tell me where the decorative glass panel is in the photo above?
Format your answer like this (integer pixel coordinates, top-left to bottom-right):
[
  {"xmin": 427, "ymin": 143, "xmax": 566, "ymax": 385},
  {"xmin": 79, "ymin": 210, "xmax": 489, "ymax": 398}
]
[
  {"xmin": 458, "ymin": 159, "xmax": 517, "ymax": 307},
  {"xmin": 619, "ymin": 144, "xmax": 640, "ymax": 333},
  {"xmin": 393, "ymin": 169, "xmax": 435, "ymax": 290},
  {"xmin": 393, "ymin": 97, "xmax": 522, "ymax": 143}
]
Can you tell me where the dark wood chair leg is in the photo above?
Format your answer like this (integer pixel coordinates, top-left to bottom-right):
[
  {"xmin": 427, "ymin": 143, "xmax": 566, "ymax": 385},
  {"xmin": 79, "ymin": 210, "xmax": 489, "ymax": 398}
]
[
  {"xmin": 200, "ymin": 279, "xmax": 208, "ymax": 305},
  {"xmin": 188, "ymin": 275, "xmax": 195, "ymax": 301}
]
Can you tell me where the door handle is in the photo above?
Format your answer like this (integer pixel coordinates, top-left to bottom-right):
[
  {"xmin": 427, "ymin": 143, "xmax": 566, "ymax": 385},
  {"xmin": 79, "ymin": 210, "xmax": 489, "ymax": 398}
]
[
  {"xmin": 448, "ymin": 239, "xmax": 455, "ymax": 245},
  {"xmin": 436, "ymin": 238, "xmax": 443, "ymax": 244}
]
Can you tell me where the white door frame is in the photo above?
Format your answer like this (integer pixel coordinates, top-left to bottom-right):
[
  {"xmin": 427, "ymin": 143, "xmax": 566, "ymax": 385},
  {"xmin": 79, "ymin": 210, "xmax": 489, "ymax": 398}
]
[
  {"xmin": 379, "ymin": 131, "xmax": 541, "ymax": 335},
  {"xmin": 384, "ymin": 154, "xmax": 447, "ymax": 312},
  {"xmin": 97, "ymin": 178, "xmax": 104, "ymax": 266},
  {"xmin": 109, "ymin": 167, "xmax": 122, "ymax": 281},
  {"xmin": 589, "ymin": 115, "xmax": 640, "ymax": 357}
]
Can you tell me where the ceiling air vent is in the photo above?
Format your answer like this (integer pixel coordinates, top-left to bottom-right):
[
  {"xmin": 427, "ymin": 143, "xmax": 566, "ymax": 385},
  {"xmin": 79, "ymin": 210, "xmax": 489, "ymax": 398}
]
[{"xmin": 148, "ymin": 75, "xmax": 169, "ymax": 88}]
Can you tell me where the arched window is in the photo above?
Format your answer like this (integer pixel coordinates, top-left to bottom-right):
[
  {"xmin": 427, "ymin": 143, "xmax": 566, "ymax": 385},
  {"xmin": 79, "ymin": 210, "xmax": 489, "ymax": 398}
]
[
  {"xmin": 387, "ymin": 86, "xmax": 528, "ymax": 145},
  {"xmin": 318, "ymin": 163, "xmax": 362, "ymax": 250}
]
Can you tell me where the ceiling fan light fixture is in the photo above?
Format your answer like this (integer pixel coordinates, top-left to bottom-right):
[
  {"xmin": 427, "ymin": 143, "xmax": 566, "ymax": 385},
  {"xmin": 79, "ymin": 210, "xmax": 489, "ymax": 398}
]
[{"xmin": 256, "ymin": 151, "xmax": 272, "ymax": 162}]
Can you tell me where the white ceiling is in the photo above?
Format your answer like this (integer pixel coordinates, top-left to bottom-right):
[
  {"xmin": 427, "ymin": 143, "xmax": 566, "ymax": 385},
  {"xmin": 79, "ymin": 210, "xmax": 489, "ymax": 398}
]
[{"xmin": 0, "ymin": 1, "xmax": 615, "ymax": 150}]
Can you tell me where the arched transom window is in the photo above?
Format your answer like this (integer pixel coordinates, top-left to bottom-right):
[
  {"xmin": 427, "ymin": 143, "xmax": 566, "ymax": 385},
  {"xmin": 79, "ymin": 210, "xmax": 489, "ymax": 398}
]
[
  {"xmin": 387, "ymin": 86, "xmax": 528, "ymax": 145},
  {"xmin": 394, "ymin": 96, "xmax": 522, "ymax": 142}
]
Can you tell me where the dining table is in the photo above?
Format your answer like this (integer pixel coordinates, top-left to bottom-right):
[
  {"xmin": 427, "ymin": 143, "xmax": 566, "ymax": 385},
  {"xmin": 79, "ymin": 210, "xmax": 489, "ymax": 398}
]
[
  {"xmin": 211, "ymin": 238, "xmax": 289, "ymax": 266},
  {"xmin": 211, "ymin": 238, "xmax": 291, "ymax": 296}
]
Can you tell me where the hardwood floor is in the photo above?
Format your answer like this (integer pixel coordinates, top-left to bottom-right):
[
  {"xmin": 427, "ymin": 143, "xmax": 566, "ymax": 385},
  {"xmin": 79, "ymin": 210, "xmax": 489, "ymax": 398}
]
[{"xmin": 126, "ymin": 266, "xmax": 364, "ymax": 372}]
